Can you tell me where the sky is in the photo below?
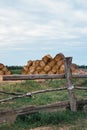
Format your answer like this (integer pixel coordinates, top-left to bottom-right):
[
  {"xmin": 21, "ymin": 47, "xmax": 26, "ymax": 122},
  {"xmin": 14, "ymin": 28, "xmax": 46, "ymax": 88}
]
[{"xmin": 0, "ymin": 0, "xmax": 87, "ymax": 66}]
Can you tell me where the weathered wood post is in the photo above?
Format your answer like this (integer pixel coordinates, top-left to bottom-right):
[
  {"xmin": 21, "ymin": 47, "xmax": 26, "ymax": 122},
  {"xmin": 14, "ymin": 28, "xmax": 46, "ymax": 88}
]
[{"xmin": 64, "ymin": 57, "xmax": 77, "ymax": 111}]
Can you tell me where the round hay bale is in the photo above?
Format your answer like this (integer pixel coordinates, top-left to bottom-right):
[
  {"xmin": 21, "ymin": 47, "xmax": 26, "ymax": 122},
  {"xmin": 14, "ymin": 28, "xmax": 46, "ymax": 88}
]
[
  {"xmin": 48, "ymin": 70, "xmax": 53, "ymax": 74},
  {"xmin": 72, "ymin": 69, "xmax": 87, "ymax": 74},
  {"xmin": 33, "ymin": 70, "xmax": 39, "ymax": 74},
  {"xmin": 44, "ymin": 65, "xmax": 51, "ymax": 73},
  {"xmin": 48, "ymin": 59, "xmax": 56, "ymax": 67},
  {"xmin": 2, "ymin": 66, "xmax": 8, "ymax": 72},
  {"xmin": 59, "ymin": 64, "xmax": 65, "ymax": 74},
  {"xmin": 21, "ymin": 69, "xmax": 27, "ymax": 75},
  {"xmin": 23, "ymin": 65, "xmax": 29, "ymax": 71},
  {"xmin": 27, "ymin": 71, "xmax": 34, "ymax": 74},
  {"xmin": 0, "ymin": 70, "xmax": 4, "ymax": 75},
  {"xmin": 5, "ymin": 71, "xmax": 11, "ymax": 75},
  {"xmin": 32, "ymin": 60, "xmax": 40, "ymax": 67},
  {"xmin": 36, "ymin": 66, "xmax": 42, "ymax": 73},
  {"xmin": 42, "ymin": 54, "xmax": 52, "ymax": 63},
  {"xmin": 78, "ymin": 69, "xmax": 87, "ymax": 74},
  {"xmin": 54, "ymin": 53, "xmax": 65, "ymax": 62},
  {"xmin": 29, "ymin": 66, "xmax": 35, "ymax": 73},
  {"xmin": 39, "ymin": 61, "xmax": 45, "ymax": 68},
  {"xmin": 0, "ymin": 63, "xmax": 4, "ymax": 69},
  {"xmin": 71, "ymin": 63, "xmax": 78, "ymax": 72},
  {"xmin": 39, "ymin": 70, "xmax": 46, "ymax": 74},
  {"xmin": 56, "ymin": 70, "xmax": 60, "ymax": 74},
  {"xmin": 72, "ymin": 69, "xmax": 80, "ymax": 74},
  {"xmin": 27, "ymin": 60, "xmax": 33, "ymax": 67},
  {"xmin": 56, "ymin": 59, "xmax": 64, "ymax": 67},
  {"xmin": 32, "ymin": 60, "xmax": 36, "ymax": 66},
  {"xmin": 52, "ymin": 65, "xmax": 58, "ymax": 73},
  {"xmin": 34, "ymin": 60, "xmax": 40, "ymax": 67}
]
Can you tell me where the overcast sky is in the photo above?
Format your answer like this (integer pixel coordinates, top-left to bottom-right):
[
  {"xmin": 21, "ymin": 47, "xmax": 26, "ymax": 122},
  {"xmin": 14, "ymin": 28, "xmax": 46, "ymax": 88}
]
[{"xmin": 0, "ymin": 0, "xmax": 87, "ymax": 66}]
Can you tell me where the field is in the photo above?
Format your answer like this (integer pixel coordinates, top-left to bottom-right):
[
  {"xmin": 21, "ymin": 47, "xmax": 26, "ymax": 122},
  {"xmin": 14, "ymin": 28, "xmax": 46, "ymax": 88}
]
[{"xmin": 0, "ymin": 69, "xmax": 87, "ymax": 129}]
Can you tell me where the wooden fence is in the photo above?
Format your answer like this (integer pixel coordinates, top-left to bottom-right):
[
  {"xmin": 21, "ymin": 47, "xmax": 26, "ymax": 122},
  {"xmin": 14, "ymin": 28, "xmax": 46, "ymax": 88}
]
[{"xmin": 0, "ymin": 57, "xmax": 87, "ymax": 123}]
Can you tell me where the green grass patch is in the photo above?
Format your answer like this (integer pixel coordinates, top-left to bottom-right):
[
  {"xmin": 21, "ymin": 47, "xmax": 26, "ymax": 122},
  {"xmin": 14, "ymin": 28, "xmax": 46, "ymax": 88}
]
[
  {"xmin": 0, "ymin": 78, "xmax": 87, "ymax": 129},
  {"xmin": 10, "ymin": 69, "xmax": 22, "ymax": 74},
  {"xmin": 0, "ymin": 110, "xmax": 87, "ymax": 130}
]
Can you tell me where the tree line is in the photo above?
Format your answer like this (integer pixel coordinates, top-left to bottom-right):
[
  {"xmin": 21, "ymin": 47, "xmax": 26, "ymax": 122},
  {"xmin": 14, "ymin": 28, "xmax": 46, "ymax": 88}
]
[
  {"xmin": 7, "ymin": 66, "xmax": 23, "ymax": 70},
  {"xmin": 6, "ymin": 65, "xmax": 87, "ymax": 70},
  {"xmin": 78, "ymin": 65, "xmax": 87, "ymax": 69}
]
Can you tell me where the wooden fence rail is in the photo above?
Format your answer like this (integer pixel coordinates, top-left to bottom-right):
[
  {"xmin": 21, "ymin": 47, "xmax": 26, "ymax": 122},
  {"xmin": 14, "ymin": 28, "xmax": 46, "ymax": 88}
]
[
  {"xmin": 1, "ymin": 74, "xmax": 87, "ymax": 81},
  {"xmin": 0, "ymin": 87, "xmax": 67, "ymax": 103},
  {"xmin": 0, "ymin": 99, "xmax": 87, "ymax": 124}
]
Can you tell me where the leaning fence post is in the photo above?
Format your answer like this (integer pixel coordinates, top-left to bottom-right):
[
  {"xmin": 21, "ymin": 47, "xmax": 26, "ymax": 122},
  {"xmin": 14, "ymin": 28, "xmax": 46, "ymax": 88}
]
[{"xmin": 64, "ymin": 57, "xmax": 77, "ymax": 111}]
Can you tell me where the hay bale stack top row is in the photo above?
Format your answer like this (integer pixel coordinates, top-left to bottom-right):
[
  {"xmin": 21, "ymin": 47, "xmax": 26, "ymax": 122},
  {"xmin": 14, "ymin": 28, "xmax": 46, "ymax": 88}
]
[
  {"xmin": 21, "ymin": 53, "xmax": 79, "ymax": 75},
  {"xmin": 0, "ymin": 63, "xmax": 11, "ymax": 75}
]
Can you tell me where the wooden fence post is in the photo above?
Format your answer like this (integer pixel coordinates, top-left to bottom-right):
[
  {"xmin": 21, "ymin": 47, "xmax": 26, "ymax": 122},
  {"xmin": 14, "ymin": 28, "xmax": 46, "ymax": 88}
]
[{"xmin": 64, "ymin": 57, "xmax": 77, "ymax": 111}]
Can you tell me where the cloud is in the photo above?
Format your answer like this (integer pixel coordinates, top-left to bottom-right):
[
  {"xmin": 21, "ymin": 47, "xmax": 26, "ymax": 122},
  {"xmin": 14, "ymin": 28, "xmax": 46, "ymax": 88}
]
[
  {"xmin": 0, "ymin": 0, "xmax": 87, "ymax": 65},
  {"xmin": 0, "ymin": 0, "xmax": 87, "ymax": 47}
]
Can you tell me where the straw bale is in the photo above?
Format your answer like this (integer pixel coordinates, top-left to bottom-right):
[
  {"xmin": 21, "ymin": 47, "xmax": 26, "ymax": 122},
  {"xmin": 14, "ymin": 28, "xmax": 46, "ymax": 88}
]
[
  {"xmin": 54, "ymin": 53, "xmax": 65, "ymax": 62},
  {"xmin": 33, "ymin": 71, "xmax": 39, "ymax": 74},
  {"xmin": 48, "ymin": 70, "xmax": 54, "ymax": 74},
  {"xmin": 27, "ymin": 60, "xmax": 33, "ymax": 67},
  {"xmin": 29, "ymin": 66, "xmax": 35, "ymax": 73},
  {"xmin": 39, "ymin": 70, "xmax": 46, "ymax": 74},
  {"xmin": 56, "ymin": 59, "xmax": 64, "ymax": 67},
  {"xmin": 2, "ymin": 66, "xmax": 8, "ymax": 72},
  {"xmin": 39, "ymin": 61, "xmax": 45, "ymax": 68},
  {"xmin": 59, "ymin": 64, "xmax": 65, "ymax": 74},
  {"xmin": 42, "ymin": 54, "xmax": 52, "ymax": 63},
  {"xmin": 23, "ymin": 65, "xmax": 29, "ymax": 71},
  {"xmin": 44, "ymin": 65, "xmax": 51, "ymax": 72},
  {"xmin": 5, "ymin": 71, "xmax": 11, "ymax": 75},
  {"xmin": 0, "ymin": 70, "xmax": 4, "ymax": 75},
  {"xmin": 36, "ymin": 66, "xmax": 42, "ymax": 73},
  {"xmin": 48, "ymin": 59, "xmax": 56, "ymax": 67},
  {"xmin": 21, "ymin": 69, "xmax": 27, "ymax": 75},
  {"xmin": 0, "ymin": 63, "xmax": 4, "ymax": 69},
  {"xmin": 52, "ymin": 65, "xmax": 58, "ymax": 73},
  {"xmin": 32, "ymin": 60, "xmax": 38, "ymax": 66},
  {"xmin": 71, "ymin": 63, "xmax": 78, "ymax": 72}
]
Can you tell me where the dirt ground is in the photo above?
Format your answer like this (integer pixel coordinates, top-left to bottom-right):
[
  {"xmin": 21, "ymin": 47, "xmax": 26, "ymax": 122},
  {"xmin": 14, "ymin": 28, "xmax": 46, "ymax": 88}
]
[{"xmin": 0, "ymin": 80, "xmax": 25, "ymax": 85}]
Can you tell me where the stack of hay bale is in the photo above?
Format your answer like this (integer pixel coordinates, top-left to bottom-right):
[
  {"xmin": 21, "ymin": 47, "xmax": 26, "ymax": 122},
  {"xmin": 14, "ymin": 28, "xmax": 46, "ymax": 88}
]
[
  {"xmin": 0, "ymin": 63, "xmax": 11, "ymax": 75},
  {"xmin": 21, "ymin": 53, "xmax": 78, "ymax": 75}
]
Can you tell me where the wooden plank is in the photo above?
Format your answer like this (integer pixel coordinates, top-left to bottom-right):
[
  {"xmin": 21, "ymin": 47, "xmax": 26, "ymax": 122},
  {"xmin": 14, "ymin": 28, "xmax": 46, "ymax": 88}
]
[
  {"xmin": 0, "ymin": 99, "xmax": 87, "ymax": 124},
  {"xmin": 1, "ymin": 73, "xmax": 87, "ymax": 81},
  {"xmin": 75, "ymin": 86, "xmax": 87, "ymax": 90},
  {"xmin": 16, "ymin": 101, "xmax": 70, "ymax": 115},
  {"xmin": 16, "ymin": 99, "xmax": 87, "ymax": 115},
  {"xmin": 0, "ymin": 101, "xmax": 70, "ymax": 124},
  {"xmin": 0, "ymin": 87, "xmax": 67, "ymax": 103},
  {"xmin": 64, "ymin": 57, "xmax": 77, "ymax": 111},
  {"xmin": 2, "ymin": 74, "xmax": 65, "ymax": 81},
  {"xmin": 72, "ymin": 74, "xmax": 87, "ymax": 78}
]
